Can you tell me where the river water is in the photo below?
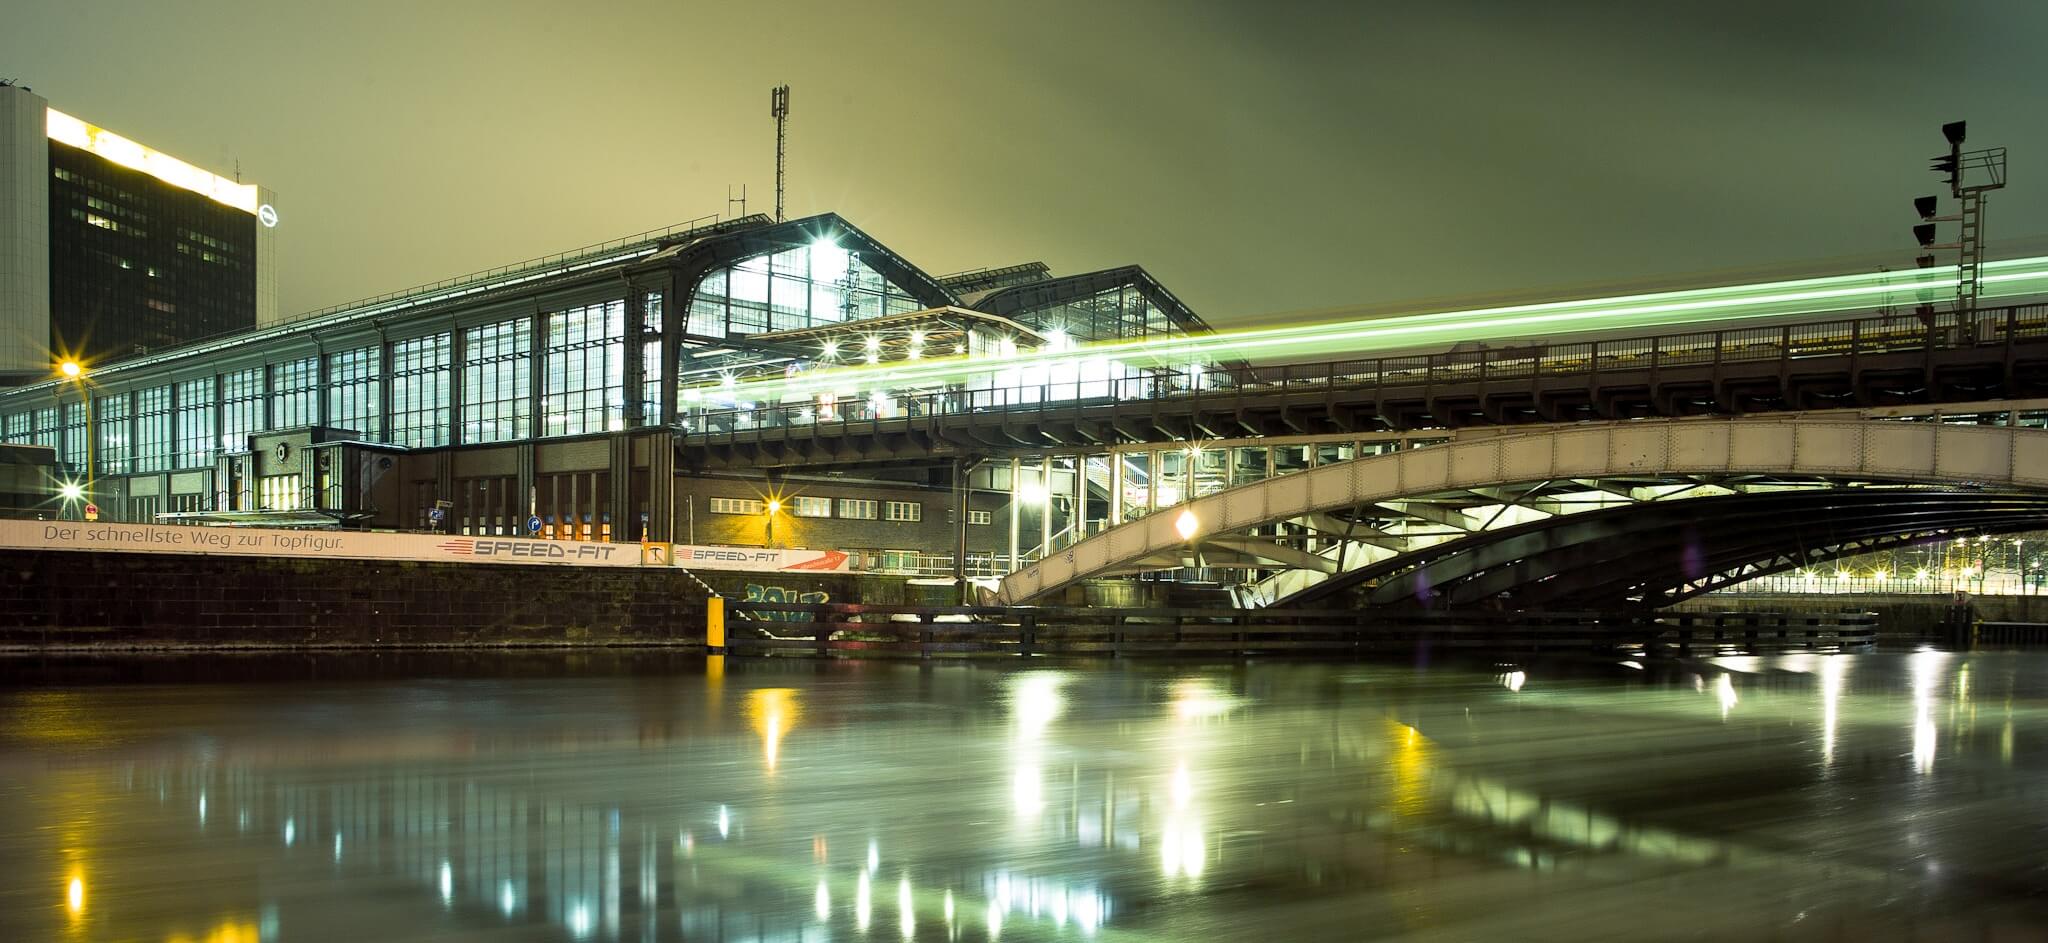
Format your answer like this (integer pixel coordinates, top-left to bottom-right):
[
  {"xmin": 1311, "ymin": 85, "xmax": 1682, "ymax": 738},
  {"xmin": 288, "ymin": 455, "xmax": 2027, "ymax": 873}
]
[{"xmin": 1, "ymin": 651, "xmax": 2043, "ymax": 941}]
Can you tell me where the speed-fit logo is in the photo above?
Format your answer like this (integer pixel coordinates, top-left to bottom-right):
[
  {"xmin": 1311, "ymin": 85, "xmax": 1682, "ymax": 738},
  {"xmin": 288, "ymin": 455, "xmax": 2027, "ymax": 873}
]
[
  {"xmin": 437, "ymin": 539, "xmax": 618, "ymax": 561},
  {"xmin": 675, "ymin": 547, "xmax": 782, "ymax": 563}
]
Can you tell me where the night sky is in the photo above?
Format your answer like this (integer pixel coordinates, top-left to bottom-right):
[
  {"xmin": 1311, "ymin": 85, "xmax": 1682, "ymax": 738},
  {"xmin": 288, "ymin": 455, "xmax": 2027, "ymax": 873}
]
[{"xmin": 10, "ymin": 0, "xmax": 2048, "ymax": 328}]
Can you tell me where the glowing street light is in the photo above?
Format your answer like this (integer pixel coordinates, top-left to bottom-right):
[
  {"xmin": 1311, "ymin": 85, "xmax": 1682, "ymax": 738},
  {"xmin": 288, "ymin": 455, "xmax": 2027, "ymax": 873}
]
[
  {"xmin": 56, "ymin": 358, "xmax": 95, "ymax": 514},
  {"xmin": 59, "ymin": 481, "xmax": 83, "ymax": 502}
]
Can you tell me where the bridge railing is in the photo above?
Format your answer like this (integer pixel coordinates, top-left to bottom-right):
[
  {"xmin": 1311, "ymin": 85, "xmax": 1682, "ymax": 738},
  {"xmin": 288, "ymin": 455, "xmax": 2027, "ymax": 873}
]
[
  {"xmin": 681, "ymin": 302, "xmax": 2048, "ymax": 438},
  {"xmin": 722, "ymin": 602, "xmax": 1878, "ymax": 658}
]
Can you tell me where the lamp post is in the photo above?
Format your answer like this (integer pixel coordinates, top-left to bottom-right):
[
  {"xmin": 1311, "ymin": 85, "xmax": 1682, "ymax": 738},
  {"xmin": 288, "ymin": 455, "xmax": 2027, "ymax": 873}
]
[
  {"xmin": 1174, "ymin": 507, "xmax": 1201, "ymax": 575},
  {"xmin": 764, "ymin": 499, "xmax": 781, "ymax": 549},
  {"xmin": 58, "ymin": 359, "xmax": 93, "ymax": 518}
]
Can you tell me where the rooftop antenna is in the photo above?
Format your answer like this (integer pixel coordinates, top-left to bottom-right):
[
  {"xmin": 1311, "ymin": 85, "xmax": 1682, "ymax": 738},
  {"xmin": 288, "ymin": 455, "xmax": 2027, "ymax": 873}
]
[
  {"xmin": 727, "ymin": 184, "xmax": 748, "ymax": 219},
  {"xmin": 770, "ymin": 84, "xmax": 790, "ymax": 222}
]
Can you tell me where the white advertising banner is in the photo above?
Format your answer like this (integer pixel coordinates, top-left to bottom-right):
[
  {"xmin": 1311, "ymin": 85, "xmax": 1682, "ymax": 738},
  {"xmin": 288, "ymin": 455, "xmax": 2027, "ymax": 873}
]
[{"xmin": 0, "ymin": 520, "xmax": 849, "ymax": 573}]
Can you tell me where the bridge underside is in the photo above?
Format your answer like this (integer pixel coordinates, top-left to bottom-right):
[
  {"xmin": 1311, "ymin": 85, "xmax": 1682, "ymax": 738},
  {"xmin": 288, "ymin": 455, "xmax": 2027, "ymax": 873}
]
[
  {"xmin": 993, "ymin": 420, "xmax": 2048, "ymax": 607},
  {"xmin": 1271, "ymin": 488, "xmax": 2048, "ymax": 610}
]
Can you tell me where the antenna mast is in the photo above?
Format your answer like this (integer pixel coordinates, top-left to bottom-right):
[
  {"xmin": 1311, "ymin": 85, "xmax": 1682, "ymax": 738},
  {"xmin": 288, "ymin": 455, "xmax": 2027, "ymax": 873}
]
[{"xmin": 770, "ymin": 85, "xmax": 790, "ymax": 222}]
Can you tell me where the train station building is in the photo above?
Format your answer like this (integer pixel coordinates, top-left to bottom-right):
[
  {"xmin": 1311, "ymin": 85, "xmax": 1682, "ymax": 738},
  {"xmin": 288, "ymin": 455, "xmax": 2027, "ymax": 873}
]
[{"xmin": 0, "ymin": 209, "xmax": 1232, "ymax": 577}]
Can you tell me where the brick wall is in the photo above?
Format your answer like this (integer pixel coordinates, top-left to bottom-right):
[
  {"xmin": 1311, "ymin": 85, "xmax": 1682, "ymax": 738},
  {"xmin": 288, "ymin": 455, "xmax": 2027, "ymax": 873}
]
[
  {"xmin": 0, "ymin": 549, "xmax": 720, "ymax": 648},
  {"xmin": 0, "ymin": 549, "xmax": 949, "ymax": 649}
]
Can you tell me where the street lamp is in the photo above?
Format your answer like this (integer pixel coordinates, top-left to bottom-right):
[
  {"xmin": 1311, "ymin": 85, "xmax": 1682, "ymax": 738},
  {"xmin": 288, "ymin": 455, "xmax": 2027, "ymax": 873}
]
[
  {"xmin": 57, "ymin": 359, "xmax": 94, "ymax": 518},
  {"xmin": 764, "ymin": 499, "xmax": 782, "ymax": 548},
  {"xmin": 1174, "ymin": 508, "xmax": 1202, "ymax": 579}
]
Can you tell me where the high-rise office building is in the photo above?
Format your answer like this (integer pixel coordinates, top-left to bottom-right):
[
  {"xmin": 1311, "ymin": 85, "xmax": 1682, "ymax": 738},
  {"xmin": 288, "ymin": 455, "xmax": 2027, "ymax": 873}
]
[{"xmin": 0, "ymin": 83, "xmax": 278, "ymax": 380}]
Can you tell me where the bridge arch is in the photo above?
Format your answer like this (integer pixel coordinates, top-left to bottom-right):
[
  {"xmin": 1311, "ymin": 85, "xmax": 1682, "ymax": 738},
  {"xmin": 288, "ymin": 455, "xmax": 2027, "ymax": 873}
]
[{"xmin": 994, "ymin": 419, "xmax": 2048, "ymax": 606}]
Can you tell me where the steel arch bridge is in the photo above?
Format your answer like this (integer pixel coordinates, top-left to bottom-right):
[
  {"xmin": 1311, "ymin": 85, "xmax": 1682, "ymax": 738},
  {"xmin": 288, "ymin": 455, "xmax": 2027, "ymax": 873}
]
[{"xmin": 992, "ymin": 419, "xmax": 2048, "ymax": 609}]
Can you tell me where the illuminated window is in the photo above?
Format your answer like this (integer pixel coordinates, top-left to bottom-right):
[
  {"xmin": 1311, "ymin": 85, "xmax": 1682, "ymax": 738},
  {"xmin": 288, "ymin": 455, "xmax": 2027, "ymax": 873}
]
[
  {"xmin": 390, "ymin": 333, "xmax": 451, "ymax": 447},
  {"xmin": 258, "ymin": 474, "xmax": 302, "ymax": 511},
  {"xmin": 133, "ymin": 386, "xmax": 173, "ymax": 472},
  {"xmin": 793, "ymin": 496, "xmax": 832, "ymax": 518},
  {"xmin": 1, "ymin": 413, "xmax": 25, "ymax": 444},
  {"xmin": 709, "ymin": 497, "xmax": 764, "ymax": 515},
  {"xmin": 684, "ymin": 243, "xmax": 924, "ymax": 339},
  {"xmin": 325, "ymin": 346, "xmax": 381, "ymax": 440},
  {"xmin": 641, "ymin": 292, "xmax": 663, "ymax": 423},
  {"xmin": 219, "ymin": 367, "xmax": 263, "ymax": 451},
  {"xmin": 270, "ymin": 357, "xmax": 318, "ymax": 428},
  {"xmin": 95, "ymin": 393, "xmax": 133, "ymax": 475},
  {"xmin": 59, "ymin": 404, "xmax": 86, "ymax": 469},
  {"xmin": 967, "ymin": 509, "xmax": 992, "ymax": 525},
  {"xmin": 32, "ymin": 407, "xmax": 60, "ymax": 455},
  {"xmin": 884, "ymin": 500, "xmax": 921, "ymax": 523},
  {"xmin": 462, "ymin": 317, "xmax": 531, "ymax": 443},
  {"xmin": 838, "ymin": 498, "xmax": 878, "ymax": 520},
  {"xmin": 175, "ymin": 377, "xmax": 215, "ymax": 467},
  {"xmin": 542, "ymin": 301, "xmax": 625, "ymax": 437}
]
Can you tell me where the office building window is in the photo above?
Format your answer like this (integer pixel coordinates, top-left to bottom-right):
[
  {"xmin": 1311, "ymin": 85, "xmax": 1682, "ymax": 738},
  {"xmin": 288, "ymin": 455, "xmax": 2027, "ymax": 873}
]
[
  {"xmin": 97, "ymin": 392, "xmax": 132, "ymax": 475},
  {"xmin": 271, "ymin": 356, "xmax": 318, "ymax": 428},
  {"xmin": 884, "ymin": 500, "xmax": 921, "ymax": 522},
  {"xmin": 793, "ymin": 496, "xmax": 832, "ymax": 518},
  {"xmin": 325, "ymin": 346, "xmax": 381, "ymax": 440},
  {"xmin": 967, "ymin": 509, "xmax": 992, "ymax": 525},
  {"xmin": 175, "ymin": 376, "xmax": 215, "ymax": 467},
  {"xmin": 391, "ymin": 332, "xmax": 451, "ymax": 447},
  {"xmin": 134, "ymin": 386, "xmax": 173, "ymax": 472},
  {"xmin": 709, "ymin": 497, "xmax": 763, "ymax": 515},
  {"xmin": 220, "ymin": 367, "xmax": 263, "ymax": 451},
  {"xmin": 543, "ymin": 300, "xmax": 625, "ymax": 437},
  {"xmin": 462, "ymin": 317, "xmax": 531, "ymax": 443},
  {"xmin": 838, "ymin": 498, "xmax": 878, "ymax": 520}
]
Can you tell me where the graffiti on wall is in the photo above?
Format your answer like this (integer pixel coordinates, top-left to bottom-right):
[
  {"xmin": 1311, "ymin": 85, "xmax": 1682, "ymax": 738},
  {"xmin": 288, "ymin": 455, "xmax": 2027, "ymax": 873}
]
[{"xmin": 744, "ymin": 583, "xmax": 830, "ymax": 622}]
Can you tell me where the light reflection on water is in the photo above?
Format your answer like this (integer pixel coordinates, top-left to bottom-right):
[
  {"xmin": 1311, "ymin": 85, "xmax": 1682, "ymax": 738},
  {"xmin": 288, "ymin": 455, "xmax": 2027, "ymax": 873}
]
[{"xmin": 1, "ymin": 652, "xmax": 2046, "ymax": 940}]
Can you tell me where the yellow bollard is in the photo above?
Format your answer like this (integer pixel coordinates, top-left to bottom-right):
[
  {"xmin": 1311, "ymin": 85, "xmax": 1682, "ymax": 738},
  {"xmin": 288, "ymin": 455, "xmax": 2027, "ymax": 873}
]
[{"xmin": 707, "ymin": 596, "xmax": 726, "ymax": 652}]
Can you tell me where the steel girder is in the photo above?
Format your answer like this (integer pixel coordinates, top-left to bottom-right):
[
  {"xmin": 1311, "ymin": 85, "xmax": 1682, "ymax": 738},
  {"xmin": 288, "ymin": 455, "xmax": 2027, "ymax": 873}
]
[{"xmin": 1277, "ymin": 489, "xmax": 2048, "ymax": 610}]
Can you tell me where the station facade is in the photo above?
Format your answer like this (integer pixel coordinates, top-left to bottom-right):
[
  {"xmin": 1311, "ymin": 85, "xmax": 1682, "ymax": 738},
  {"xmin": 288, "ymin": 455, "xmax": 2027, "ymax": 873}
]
[{"xmin": 0, "ymin": 211, "xmax": 1215, "ymax": 575}]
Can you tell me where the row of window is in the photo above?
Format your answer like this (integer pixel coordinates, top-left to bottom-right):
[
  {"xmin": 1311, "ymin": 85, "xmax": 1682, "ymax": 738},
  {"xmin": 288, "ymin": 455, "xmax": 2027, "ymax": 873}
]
[
  {"xmin": 0, "ymin": 294, "xmax": 666, "ymax": 473},
  {"xmin": 706, "ymin": 496, "xmax": 924, "ymax": 522}
]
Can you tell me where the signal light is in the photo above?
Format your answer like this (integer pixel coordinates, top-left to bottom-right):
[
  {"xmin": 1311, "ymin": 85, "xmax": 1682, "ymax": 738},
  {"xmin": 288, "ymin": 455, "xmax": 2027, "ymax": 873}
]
[
  {"xmin": 1913, "ymin": 223, "xmax": 1938, "ymax": 248},
  {"xmin": 1914, "ymin": 195, "xmax": 1939, "ymax": 219},
  {"xmin": 1942, "ymin": 121, "xmax": 1967, "ymax": 146}
]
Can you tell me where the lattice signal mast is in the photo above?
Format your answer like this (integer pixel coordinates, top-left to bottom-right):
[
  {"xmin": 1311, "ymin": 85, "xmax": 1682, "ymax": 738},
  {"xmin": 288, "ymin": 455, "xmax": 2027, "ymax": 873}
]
[
  {"xmin": 1914, "ymin": 121, "xmax": 2006, "ymax": 318},
  {"xmin": 770, "ymin": 85, "xmax": 790, "ymax": 222}
]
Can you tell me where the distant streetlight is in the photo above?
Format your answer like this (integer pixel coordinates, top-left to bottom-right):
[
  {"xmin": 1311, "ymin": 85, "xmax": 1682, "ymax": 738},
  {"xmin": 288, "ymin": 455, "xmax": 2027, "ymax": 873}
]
[
  {"xmin": 1174, "ymin": 508, "xmax": 1200, "ymax": 542},
  {"xmin": 764, "ymin": 498, "xmax": 782, "ymax": 548}
]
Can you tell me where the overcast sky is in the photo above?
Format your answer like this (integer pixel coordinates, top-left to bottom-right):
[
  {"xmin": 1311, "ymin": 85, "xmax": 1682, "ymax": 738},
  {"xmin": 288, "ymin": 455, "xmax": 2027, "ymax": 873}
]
[{"xmin": 9, "ymin": 0, "xmax": 2048, "ymax": 327}]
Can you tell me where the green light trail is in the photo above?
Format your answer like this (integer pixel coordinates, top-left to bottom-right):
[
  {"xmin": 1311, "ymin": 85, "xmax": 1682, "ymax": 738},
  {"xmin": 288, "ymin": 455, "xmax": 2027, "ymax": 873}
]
[{"xmin": 705, "ymin": 256, "xmax": 2048, "ymax": 405}]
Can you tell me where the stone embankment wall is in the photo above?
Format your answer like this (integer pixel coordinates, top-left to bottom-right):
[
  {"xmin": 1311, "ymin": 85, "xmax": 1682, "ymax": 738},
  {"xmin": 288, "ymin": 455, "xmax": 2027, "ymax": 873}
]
[{"xmin": 0, "ymin": 549, "xmax": 863, "ymax": 649}]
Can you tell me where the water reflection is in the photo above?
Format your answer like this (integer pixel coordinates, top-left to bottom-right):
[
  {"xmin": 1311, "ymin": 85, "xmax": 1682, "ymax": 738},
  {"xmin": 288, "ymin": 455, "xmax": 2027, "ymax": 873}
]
[{"xmin": 1, "ymin": 653, "xmax": 2044, "ymax": 940}]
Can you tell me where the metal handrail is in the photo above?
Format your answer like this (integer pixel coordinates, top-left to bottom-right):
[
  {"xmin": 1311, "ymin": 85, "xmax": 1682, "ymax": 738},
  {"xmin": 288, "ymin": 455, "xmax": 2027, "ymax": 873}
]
[{"xmin": 680, "ymin": 303, "xmax": 2048, "ymax": 439}]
